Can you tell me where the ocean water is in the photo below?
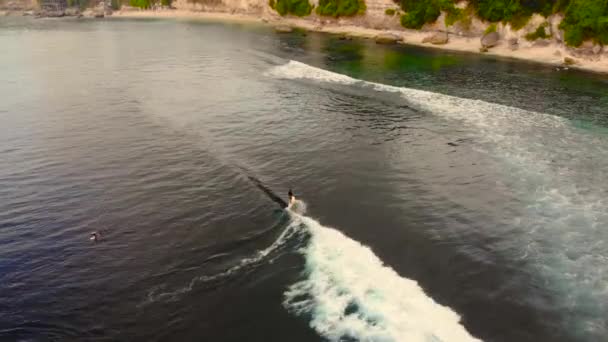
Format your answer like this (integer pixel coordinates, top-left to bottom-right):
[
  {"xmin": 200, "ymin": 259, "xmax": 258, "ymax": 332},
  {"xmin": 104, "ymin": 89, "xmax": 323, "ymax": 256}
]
[{"xmin": 1, "ymin": 17, "xmax": 607, "ymax": 342}]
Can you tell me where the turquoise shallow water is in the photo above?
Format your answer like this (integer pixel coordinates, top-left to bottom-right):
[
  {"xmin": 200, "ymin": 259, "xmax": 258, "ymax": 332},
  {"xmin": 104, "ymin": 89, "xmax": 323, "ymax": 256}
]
[{"xmin": 1, "ymin": 17, "xmax": 607, "ymax": 342}]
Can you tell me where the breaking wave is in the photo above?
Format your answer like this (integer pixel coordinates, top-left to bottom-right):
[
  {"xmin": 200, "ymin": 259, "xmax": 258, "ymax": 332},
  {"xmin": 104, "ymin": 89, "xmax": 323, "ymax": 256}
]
[{"xmin": 284, "ymin": 213, "xmax": 480, "ymax": 342}]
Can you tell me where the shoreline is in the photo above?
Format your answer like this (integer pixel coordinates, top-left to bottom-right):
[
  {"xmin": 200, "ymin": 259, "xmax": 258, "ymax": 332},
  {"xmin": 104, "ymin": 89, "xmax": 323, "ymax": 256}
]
[{"xmin": 116, "ymin": 10, "xmax": 608, "ymax": 74}]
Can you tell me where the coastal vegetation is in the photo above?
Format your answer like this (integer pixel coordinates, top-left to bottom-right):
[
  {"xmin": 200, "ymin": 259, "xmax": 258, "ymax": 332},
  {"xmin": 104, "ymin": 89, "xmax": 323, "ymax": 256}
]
[
  {"xmin": 397, "ymin": 0, "xmax": 462, "ymax": 29},
  {"xmin": 316, "ymin": 0, "xmax": 366, "ymax": 16},
  {"xmin": 484, "ymin": 22, "xmax": 496, "ymax": 34},
  {"xmin": 559, "ymin": 0, "xmax": 608, "ymax": 46},
  {"xmin": 262, "ymin": 0, "xmax": 608, "ymax": 47},
  {"xmin": 129, "ymin": 0, "xmax": 151, "ymax": 8},
  {"xmin": 126, "ymin": 0, "xmax": 171, "ymax": 8},
  {"xmin": 393, "ymin": 0, "xmax": 608, "ymax": 47},
  {"xmin": 269, "ymin": 0, "xmax": 312, "ymax": 16},
  {"xmin": 525, "ymin": 22, "xmax": 550, "ymax": 40}
]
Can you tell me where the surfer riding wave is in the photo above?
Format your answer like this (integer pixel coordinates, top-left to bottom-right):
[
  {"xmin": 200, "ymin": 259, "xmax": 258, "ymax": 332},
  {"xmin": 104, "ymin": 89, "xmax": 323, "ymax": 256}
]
[{"xmin": 286, "ymin": 189, "xmax": 306, "ymax": 215}]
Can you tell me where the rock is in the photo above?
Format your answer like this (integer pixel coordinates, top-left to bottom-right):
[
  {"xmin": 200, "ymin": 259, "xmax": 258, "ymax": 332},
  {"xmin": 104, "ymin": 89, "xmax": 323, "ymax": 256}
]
[
  {"xmin": 260, "ymin": 18, "xmax": 268, "ymax": 23},
  {"xmin": 105, "ymin": 8, "xmax": 113, "ymax": 15},
  {"xmin": 23, "ymin": 10, "xmax": 34, "ymax": 16},
  {"xmin": 553, "ymin": 50, "xmax": 562, "ymax": 57},
  {"xmin": 93, "ymin": 10, "xmax": 104, "ymax": 18},
  {"xmin": 567, "ymin": 41, "xmax": 602, "ymax": 60},
  {"xmin": 508, "ymin": 38, "xmax": 518, "ymax": 51},
  {"xmin": 274, "ymin": 25, "xmax": 293, "ymax": 33},
  {"xmin": 479, "ymin": 46, "xmax": 488, "ymax": 53},
  {"xmin": 481, "ymin": 31, "xmax": 500, "ymax": 48},
  {"xmin": 64, "ymin": 7, "xmax": 80, "ymax": 16},
  {"xmin": 422, "ymin": 32, "xmax": 448, "ymax": 45},
  {"xmin": 374, "ymin": 33, "xmax": 401, "ymax": 44},
  {"xmin": 47, "ymin": 10, "xmax": 65, "ymax": 17},
  {"xmin": 564, "ymin": 57, "xmax": 577, "ymax": 66}
]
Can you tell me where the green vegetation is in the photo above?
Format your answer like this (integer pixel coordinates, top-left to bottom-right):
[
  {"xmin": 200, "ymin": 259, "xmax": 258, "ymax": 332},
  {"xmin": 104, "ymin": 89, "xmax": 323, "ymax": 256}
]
[
  {"xmin": 111, "ymin": 0, "xmax": 121, "ymax": 10},
  {"xmin": 398, "ymin": 0, "xmax": 462, "ymax": 29},
  {"xmin": 470, "ymin": 0, "xmax": 608, "ymax": 46},
  {"xmin": 271, "ymin": 0, "xmax": 313, "ymax": 16},
  {"xmin": 484, "ymin": 22, "xmax": 497, "ymax": 34},
  {"xmin": 130, "ymin": 0, "xmax": 151, "ymax": 8},
  {"xmin": 392, "ymin": 0, "xmax": 608, "ymax": 47},
  {"xmin": 385, "ymin": 8, "xmax": 396, "ymax": 16},
  {"xmin": 525, "ymin": 22, "xmax": 550, "ymax": 40},
  {"xmin": 559, "ymin": 0, "xmax": 608, "ymax": 46},
  {"xmin": 316, "ymin": 0, "xmax": 365, "ymax": 17}
]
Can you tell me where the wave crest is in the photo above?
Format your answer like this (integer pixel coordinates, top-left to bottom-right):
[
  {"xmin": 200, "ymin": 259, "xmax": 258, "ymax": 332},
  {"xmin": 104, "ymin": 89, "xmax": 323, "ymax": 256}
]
[{"xmin": 284, "ymin": 214, "xmax": 480, "ymax": 342}]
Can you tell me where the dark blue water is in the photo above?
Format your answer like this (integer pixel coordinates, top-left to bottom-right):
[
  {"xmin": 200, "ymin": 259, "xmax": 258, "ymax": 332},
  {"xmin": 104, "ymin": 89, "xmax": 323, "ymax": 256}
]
[{"xmin": 1, "ymin": 17, "xmax": 607, "ymax": 342}]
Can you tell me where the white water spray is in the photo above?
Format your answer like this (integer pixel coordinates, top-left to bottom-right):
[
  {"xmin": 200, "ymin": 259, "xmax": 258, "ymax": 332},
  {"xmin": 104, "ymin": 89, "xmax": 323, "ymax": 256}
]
[{"xmin": 284, "ymin": 211, "xmax": 480, "ymax": 342}]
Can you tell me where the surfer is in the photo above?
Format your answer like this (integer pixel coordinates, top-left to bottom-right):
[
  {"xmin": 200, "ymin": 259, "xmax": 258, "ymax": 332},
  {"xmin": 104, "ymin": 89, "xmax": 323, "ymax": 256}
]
[{"xmin": 287, "ymin": 189, "xmax": 296, "ymax": 209}]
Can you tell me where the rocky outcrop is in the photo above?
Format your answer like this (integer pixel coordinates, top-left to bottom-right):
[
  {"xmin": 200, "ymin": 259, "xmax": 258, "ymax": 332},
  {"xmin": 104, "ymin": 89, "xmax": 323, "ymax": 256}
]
[
  {"xmin": 422, "ymin": 32, "xmax": 448, "ymax": 45},
  {"xmin": 567, "ymin": 41, "xmax": 603, "ymax": 61},
  {"xmin": 375, "ymin": 32, "xmax": 401, "ymax": 44},
  {"xmin": 481, "ymin": 31, "xmax": 499, "ymax": 48}
]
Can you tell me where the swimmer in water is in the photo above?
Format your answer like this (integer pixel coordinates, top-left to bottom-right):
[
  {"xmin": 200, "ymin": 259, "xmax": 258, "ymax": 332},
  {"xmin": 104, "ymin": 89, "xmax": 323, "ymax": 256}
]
[
  {"xmin": 90, "ymin": 231, "xmax": 101, "ymax": 242},
  {"xmin": 287, "ymin": 189, "xmax": 296, "ymax": 209}
]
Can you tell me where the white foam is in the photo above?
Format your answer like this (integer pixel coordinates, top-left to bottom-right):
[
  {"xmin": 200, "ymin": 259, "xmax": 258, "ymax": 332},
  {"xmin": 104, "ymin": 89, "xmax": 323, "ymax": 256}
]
[
  {"xmin": 285, "ymin": 213, "xmax": 480, "ymax": 342},
  {"xmin": 267, "ymin": 60, "xmax": 357, "ymax": 85}
]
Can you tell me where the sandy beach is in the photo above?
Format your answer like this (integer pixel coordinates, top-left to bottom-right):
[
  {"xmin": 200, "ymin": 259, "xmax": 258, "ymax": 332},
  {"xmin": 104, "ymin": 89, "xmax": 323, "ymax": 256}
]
[{"xmin": 113, "ymin": 9, "xmax": 608, "ymax": 74}]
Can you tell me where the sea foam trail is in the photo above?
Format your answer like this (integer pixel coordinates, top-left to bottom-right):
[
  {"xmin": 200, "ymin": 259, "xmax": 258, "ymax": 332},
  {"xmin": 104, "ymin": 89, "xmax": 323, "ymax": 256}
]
[
  {"xmin": 142, "ymin": 218, "xmax": 301, "ymax": 304},
  {"xmin": 284, "ymin": 213, "xmax": 481, "ymax": 342}
]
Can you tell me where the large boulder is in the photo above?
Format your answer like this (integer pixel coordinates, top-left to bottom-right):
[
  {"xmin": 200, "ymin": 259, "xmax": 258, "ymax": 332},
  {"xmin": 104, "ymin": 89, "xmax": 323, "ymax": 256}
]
[
  {"xmin": 422, "ymin": 32, "xmax": 448, "ymax": 45},
  {"xmin": 375, "ymin": 33, "xmax": 401, "ymax": 44},
  {"xmin": 481, "ymin": 31, "xmax": 500, "ymax": 48},
  {"xmin": 564, "ymin": 57, "xmax": 577, "ymax": 66}
]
